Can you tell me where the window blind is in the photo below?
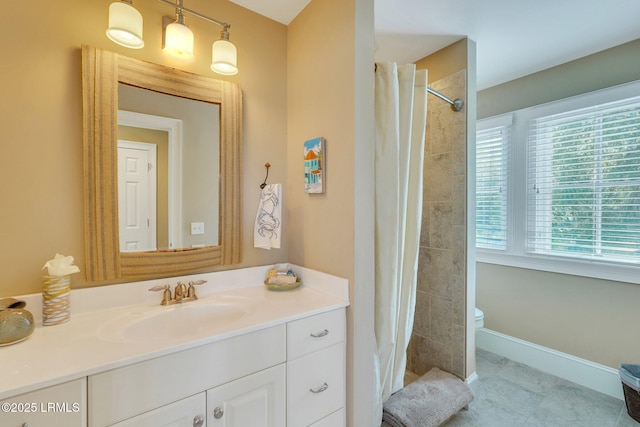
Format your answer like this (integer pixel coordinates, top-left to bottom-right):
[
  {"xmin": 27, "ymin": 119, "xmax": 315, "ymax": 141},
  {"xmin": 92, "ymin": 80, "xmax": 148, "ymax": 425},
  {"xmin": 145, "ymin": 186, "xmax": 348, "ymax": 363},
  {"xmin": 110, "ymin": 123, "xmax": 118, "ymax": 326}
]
[
  {"xmin": 476, "ymin": 120, "xmax": 510, "ymax": 250},
  {"xmin": 527, "ymin": 96, "xmax": 640, "ymax": 263}
]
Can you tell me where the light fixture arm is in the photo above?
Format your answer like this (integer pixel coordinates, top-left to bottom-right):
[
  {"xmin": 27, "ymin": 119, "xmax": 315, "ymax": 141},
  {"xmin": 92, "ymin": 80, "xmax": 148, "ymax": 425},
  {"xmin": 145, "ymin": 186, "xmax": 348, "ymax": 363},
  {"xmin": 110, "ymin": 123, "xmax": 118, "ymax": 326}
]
[{"xmin": 157, "ymin": 0, "xmax": 230, "ymax": 30}]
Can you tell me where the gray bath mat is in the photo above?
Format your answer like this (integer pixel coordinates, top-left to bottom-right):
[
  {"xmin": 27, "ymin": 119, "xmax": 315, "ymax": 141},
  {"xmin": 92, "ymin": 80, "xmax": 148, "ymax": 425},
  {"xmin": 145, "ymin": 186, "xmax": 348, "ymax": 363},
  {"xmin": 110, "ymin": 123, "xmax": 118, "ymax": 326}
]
[{"xmin": 382, "ymin": 367, "xmax": 474, "ymax": 427}]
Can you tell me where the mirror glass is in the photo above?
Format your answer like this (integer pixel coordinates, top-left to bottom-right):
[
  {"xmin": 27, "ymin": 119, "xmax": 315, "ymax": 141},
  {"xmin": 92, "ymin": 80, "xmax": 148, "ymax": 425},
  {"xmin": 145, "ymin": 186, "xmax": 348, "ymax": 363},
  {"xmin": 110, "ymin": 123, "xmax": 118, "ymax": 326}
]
[
  {"xmin": 117, "ymin": 84, "xmax": 220, "ymax": 251},
  {"xmin": 82, "ymin": 46, "xmax": 241, "ymax": 282}
]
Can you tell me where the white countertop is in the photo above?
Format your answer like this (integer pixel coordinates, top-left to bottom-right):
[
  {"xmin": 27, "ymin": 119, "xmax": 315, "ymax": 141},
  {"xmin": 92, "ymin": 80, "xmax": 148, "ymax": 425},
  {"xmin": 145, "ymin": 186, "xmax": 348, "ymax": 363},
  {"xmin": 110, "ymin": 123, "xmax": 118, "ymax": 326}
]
[{"xmin": 0, "ymin": 265, "xmax": 349, "ymax": 400}]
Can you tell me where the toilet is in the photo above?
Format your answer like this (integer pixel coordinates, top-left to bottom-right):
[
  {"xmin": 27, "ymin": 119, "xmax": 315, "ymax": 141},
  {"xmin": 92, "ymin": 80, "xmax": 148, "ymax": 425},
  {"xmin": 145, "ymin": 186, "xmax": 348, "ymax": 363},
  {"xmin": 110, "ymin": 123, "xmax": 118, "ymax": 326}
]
[{"xmin": 475, "ymin": 307, "xmax": 484, "ymax": 329}]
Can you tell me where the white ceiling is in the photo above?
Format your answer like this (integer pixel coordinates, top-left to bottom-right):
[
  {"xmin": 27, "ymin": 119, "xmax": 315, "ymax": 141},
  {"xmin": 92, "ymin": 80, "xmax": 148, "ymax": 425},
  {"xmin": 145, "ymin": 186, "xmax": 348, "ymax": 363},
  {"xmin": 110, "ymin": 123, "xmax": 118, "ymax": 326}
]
[{"xmin": 230, "ymin": 0, "xmax": 640, "ymax": 90}]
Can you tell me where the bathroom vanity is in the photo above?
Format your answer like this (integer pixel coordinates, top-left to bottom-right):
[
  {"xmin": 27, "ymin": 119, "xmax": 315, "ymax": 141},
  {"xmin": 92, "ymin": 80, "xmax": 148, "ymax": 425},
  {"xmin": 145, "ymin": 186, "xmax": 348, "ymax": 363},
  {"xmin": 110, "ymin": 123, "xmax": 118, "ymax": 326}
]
[{"xmin": 0, "ymin": 265, "xmax": 349, "ymax": 427}]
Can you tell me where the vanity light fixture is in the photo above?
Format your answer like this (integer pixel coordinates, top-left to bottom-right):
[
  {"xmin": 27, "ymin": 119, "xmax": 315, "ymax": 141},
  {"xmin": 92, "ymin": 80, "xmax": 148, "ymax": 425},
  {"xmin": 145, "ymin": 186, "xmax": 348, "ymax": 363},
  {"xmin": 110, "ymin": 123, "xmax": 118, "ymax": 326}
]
[
  {"xmin": 106, "ymin": 0, "xmax": 238, "ymax": 75},
  {"xmin": 158, "ymin": 0, "xmax": 238, "ymax": 75},
  {"xmin": 163, "ymin": 6, "xmax": 194, "ymax": 59},
  {"xmin": 106, "ymin": 0, "xmax": 145, "ymax": 49},
  {"xmin": 211, "ymin": 26, "xmax": 238, "ymax": 75}
]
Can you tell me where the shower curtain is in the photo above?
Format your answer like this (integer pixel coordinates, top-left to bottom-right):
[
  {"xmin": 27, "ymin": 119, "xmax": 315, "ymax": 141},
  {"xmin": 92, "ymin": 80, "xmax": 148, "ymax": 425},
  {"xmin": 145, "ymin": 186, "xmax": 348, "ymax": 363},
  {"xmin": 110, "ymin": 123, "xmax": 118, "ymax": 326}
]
[{"xmin": 373, "ymin": 62, "xmax": 428, "ymax": 422}]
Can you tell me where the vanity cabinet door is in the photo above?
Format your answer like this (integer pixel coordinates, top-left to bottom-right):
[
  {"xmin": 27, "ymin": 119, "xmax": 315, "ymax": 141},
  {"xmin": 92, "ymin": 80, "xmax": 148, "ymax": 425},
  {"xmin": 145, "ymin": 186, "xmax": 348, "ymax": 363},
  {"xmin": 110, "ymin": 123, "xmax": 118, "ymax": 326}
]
[
  {"xmin": 206, "ymin": 364, "xmax": 285, "ymax": 427},
  {"xmin": 0, "ymin": 379, "xmax": 86, "ymax": 427},
  {"xmin": 110, "ymin": 393, "xmax": 206, "ymax": 427}
]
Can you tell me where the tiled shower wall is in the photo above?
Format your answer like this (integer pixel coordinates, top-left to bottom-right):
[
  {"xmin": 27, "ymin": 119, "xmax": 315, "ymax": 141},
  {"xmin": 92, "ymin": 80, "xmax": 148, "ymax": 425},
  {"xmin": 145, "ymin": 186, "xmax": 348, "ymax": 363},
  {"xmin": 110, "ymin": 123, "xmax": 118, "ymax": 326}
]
[{"xmin": 407, "ymin": 69, "xmax": 467, "ymax": 379}]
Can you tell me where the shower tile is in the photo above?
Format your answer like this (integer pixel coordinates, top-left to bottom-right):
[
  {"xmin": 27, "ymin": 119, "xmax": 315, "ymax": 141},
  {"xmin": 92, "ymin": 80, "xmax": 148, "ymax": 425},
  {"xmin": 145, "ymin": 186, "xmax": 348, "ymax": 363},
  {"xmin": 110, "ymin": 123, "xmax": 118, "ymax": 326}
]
[
  {"xmin": 452, "ymin": 175, "xmax": 466, "ymax": 225},
  {"xmin": 450, "ymin": 69, "xmax": 466, "ymax": 91},
  {"xmin": 452, "ymin": 148, "xmax": 466, "ymax": 176},
  {"xmin": 424, "ymin": 122, "xmax": 432, "ymax": 155},
  {"xmin": 416, "ymin": 248, "xmax": 429, "ymax": 292},
  {"xmin": 409, "ymin": 334, "xmax": 453, "ymax": 375},
  {"xmin": 451, "ymin": 324, "xmax": 465, "ymax": 378},
  {"xmin": 453, "ymin": 123, "xmax": 466, "ymax": 153},
  {"xmin": 429, "ymin": 106, "xmax": 453, "ymax": 154},
  {"xmin": 426, "ymin": 340, "xmax": 453, "ymax": 374},
  {"xmin": 429, "ymin": 294, "xmax": 452, "ymax": 344},
  {"xmin": 406, "ymin": 334, "xmax": 422, "ymax": 374},
  {"xmin": 419, "ymin": 248, "xmax": 452, "ymax": 297},
  {"xmin": 430, "ymin": 202, "xmax": 453, "ymax": 249},
  {"xmin": 452, "ymin": 225, "xmax": 466, "ymax": 277},
  {"xmin": 424, "ymin": 153, "xmax": 453, "ymax": 202},
  {"xmin": 412, "ymin": 290, "xmax": 430, "ymax": 337},
  {"xmin": 420, "ymin": 200, "xmax": 431, "ymax": 247},
  {"xmin": 451, "ymin": 275, "xmax": 465, "ymax": 326}
]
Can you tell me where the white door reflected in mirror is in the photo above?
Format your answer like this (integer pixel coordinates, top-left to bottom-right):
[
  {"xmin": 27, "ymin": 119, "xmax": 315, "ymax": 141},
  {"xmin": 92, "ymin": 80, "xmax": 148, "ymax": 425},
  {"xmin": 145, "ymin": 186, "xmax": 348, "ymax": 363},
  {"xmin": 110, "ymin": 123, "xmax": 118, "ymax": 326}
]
[{"xmin": 118, "ymin": 140, "xmax": 157, "ymax": 252}]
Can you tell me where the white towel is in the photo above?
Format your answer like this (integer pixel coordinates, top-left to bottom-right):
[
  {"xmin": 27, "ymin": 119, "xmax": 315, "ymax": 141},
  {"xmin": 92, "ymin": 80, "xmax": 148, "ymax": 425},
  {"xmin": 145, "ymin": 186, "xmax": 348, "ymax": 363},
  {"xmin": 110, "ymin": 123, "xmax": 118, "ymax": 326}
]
[{"xmin": 254, "ymin": 183, "xmax": 282, "ymax": 249}]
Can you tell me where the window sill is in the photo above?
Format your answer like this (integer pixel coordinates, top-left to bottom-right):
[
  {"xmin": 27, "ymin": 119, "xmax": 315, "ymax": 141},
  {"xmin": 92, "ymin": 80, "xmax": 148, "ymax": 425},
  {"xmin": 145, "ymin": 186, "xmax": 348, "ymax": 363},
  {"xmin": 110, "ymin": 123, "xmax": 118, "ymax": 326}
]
[{"xmin": 476, "ymin": 250, "xmax": 640, "ymax": 285}]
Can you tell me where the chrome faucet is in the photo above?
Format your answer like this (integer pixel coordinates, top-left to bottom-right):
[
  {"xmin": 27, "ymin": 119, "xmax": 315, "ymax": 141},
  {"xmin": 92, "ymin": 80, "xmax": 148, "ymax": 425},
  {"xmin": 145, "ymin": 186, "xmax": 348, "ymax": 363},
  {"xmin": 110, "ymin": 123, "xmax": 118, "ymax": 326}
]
[{"xmin": 149, "ymin": 280, "xmax": 207, "ymax": 305}]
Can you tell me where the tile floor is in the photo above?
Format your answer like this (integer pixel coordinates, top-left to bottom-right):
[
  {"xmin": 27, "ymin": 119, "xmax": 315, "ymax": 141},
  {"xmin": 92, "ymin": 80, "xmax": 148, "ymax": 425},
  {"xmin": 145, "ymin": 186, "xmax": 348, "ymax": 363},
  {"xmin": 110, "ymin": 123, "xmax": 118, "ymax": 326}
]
[{"xmin": 442, "ymin": 349, "xmax": 639, "ymax": 427}]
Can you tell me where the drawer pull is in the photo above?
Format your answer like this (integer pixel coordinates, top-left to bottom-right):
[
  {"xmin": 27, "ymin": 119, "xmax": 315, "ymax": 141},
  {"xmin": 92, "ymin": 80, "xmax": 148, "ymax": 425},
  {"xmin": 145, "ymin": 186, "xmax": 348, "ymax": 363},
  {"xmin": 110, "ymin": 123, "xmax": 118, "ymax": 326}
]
[
  {"xmin": 310, "ymin": 329, "xmax": 329, "ymax": 338},
  {"xmin": 193, "ymin": 414, "xmax": 204, "ymax": 427},
  {"xmin": 310, "ymin": 382, "xmax": 329, "ymax": 393}
]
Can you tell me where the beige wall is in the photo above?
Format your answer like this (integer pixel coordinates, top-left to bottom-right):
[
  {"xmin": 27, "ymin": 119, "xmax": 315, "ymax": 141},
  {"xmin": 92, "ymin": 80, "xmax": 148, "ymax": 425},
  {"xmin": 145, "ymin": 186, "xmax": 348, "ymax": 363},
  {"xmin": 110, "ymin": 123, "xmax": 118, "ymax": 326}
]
[
  {"xmin": 476, "ymin": 39, "xmax": 640, "ymax": 368},
  {"xmin": 287, "ymin": 0, "xmax": 376, "ymax": 425},
  {"xmin": 0, "ymin": 0, "xmax": 288, "ymax": 296}
]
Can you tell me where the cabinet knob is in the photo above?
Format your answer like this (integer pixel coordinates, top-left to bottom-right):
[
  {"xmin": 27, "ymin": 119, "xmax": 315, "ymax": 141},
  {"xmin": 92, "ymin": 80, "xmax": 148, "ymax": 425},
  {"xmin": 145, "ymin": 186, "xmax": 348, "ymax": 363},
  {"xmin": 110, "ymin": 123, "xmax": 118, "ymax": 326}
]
[
  {"xmin": 22, "ymin": 423, "xmax": 29, "ymax": 427},
  {"xmin": 193, "ymin": 414, "xmax": 204, "ymax": 427},
  {"xmin": 310, "ymin": 329, "xmax": 329, "ymax": 338},
  {"xmin": 213, "ymin": 406, "xmax": 224, "ymax": 419}
]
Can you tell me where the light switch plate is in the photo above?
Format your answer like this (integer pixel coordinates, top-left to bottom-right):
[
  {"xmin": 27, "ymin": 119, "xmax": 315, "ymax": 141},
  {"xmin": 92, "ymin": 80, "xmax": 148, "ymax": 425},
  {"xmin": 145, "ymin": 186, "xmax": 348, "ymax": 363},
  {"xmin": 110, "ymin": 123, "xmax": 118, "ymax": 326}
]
[{"xmin": 191, "ymin": 222, "xmax": 205, "ymax": 235}]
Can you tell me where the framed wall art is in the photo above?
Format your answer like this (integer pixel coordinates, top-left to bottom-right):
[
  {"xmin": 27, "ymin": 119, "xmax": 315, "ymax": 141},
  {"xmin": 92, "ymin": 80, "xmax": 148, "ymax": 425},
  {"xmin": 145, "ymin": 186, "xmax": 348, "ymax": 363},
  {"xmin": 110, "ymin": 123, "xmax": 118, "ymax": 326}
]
[{"xmin": 304, "ymin": 137, "xmax": 325, "ymax": 194}]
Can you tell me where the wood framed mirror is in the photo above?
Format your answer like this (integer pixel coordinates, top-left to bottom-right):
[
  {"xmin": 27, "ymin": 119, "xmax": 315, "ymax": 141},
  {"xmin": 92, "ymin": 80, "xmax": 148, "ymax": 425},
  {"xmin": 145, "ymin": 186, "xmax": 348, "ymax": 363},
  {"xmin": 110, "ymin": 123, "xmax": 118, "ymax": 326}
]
[{"xmin": 82, "ymin": 46, "xmax": 241, "ymax": 282}]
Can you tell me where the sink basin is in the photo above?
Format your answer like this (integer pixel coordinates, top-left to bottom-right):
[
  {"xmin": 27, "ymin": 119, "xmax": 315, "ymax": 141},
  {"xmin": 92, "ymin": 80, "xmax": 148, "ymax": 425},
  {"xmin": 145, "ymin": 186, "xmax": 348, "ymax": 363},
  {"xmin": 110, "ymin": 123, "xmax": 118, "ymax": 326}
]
[{"xmin": 97, "ymin": 296, "xmax": 251, "ymax": 343}]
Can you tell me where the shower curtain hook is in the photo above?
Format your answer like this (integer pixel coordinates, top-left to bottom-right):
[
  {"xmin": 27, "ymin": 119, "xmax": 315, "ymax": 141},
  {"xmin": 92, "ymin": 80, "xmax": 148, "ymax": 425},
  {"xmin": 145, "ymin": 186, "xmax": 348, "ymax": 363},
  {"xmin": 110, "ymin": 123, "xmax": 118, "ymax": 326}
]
[{"xmin": 260, "ymin": 163, "xmax": 271, "ymax": 189}]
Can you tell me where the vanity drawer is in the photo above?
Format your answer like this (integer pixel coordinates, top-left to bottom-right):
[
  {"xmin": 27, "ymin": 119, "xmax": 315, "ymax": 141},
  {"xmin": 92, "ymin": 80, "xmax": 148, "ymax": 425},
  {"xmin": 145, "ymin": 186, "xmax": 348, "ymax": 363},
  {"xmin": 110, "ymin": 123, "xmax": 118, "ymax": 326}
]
[
  {"xmin": 287, "ymin": 342, "xmax": 345, "ymax": 427},
  {"xmin": 110, "ymin": 393, "xmax": 205, "ymax": 427},
  {"xmin": 287, "ymin": 308, "xmax": 345, "ymax": 360},
  {"xmin": 310, "ymin": 408, "xmax": 345, "ymax": 427},
  {"xmin": 1, "ymin": 379, "xmax": 86, "ymax": 427},
  {"xmin": 89, "ymin": 325, "xmax": 285, "ymax": 427}
]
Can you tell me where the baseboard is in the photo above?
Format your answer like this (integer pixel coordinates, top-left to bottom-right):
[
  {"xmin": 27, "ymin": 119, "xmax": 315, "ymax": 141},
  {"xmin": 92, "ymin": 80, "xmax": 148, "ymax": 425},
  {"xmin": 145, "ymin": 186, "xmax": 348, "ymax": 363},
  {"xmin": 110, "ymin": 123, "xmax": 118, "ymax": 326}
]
[
  {"xmin": 476, "ymin": 328, "xmax": 623, "ymax": 400},
  {"xmin": 465, "ymin": 371, "xmax": 480, "ymax": 399}
]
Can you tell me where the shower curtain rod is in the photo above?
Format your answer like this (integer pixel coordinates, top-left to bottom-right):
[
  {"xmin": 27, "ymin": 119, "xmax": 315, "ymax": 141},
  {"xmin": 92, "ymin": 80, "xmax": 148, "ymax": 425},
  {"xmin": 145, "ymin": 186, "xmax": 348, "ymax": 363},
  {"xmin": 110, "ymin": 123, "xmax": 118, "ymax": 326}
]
[
  {"xmin": 373, "ymin": 63, "xmax": 464, "ymax": 112},
  {"xmin": 427, "ymin": 87, "xmax": 464, "ymax": 112}
]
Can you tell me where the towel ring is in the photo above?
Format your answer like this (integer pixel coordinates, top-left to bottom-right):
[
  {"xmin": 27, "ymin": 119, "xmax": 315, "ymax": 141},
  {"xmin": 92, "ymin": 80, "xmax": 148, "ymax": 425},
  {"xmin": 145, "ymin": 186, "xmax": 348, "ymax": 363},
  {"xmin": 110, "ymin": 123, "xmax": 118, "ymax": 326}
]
[{"xmin": 260, "ymin": 163, "xmax": 271, "ymax": 189}]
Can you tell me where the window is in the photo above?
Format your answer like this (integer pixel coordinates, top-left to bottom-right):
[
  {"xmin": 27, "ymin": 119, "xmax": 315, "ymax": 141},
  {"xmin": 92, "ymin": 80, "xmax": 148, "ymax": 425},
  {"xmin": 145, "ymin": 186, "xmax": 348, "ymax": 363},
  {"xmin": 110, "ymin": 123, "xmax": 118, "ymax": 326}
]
[
  {"xmin": 476, "ymin": 81, "xmax": 640, "ymax": 283},
  {"xmin": 476, "ymin": 115, "xmax": 511, "ymax": 250}
]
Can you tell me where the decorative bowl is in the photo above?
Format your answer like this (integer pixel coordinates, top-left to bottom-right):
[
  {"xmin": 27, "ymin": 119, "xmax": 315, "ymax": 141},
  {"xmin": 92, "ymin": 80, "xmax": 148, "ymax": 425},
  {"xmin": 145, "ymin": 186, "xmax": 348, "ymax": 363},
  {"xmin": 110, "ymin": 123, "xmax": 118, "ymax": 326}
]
[
  {"xmin": 264, "ymin": 279, "xmax": 302, "ymax": 291},
  {"xmin": 0, "ymin": 299, "xmax": 34, "ymax": 346}
]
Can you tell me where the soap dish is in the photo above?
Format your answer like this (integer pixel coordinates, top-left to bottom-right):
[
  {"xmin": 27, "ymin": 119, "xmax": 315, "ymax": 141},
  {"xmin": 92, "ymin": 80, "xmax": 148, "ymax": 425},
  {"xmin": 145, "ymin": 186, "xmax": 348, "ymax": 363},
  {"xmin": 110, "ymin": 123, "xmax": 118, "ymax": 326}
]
[{"xmin": 264, "ymin": 279, "xmax": 302, "ymax": 291}]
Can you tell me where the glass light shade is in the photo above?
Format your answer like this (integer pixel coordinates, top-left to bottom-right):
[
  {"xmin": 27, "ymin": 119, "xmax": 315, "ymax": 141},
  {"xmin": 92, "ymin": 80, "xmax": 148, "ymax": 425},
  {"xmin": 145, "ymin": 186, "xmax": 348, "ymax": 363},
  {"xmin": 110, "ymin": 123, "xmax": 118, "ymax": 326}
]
[
  {"xmin": 164, "ymin": 22, "xmax": 194, "ymax": 59},
  {"xmin": 211, "ymin": 39, "xmax": 238, "ymax": 75},
  {"xmin": 106, "ymin": 1, "xmax": 144, "ymax": 49}
]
